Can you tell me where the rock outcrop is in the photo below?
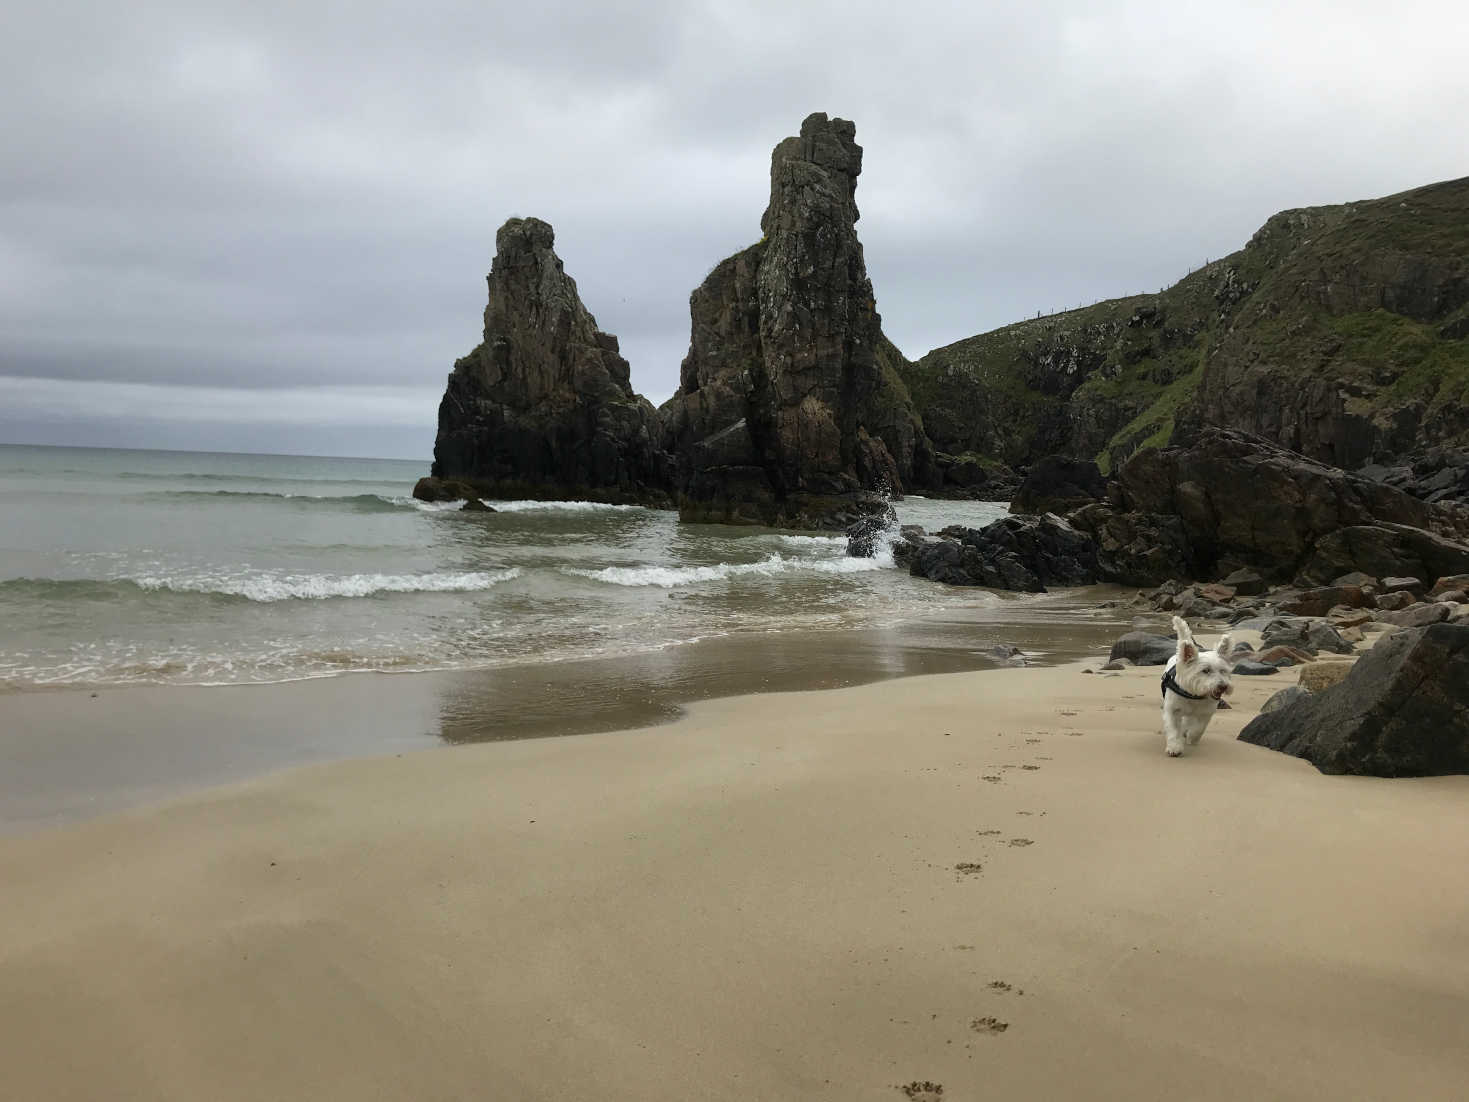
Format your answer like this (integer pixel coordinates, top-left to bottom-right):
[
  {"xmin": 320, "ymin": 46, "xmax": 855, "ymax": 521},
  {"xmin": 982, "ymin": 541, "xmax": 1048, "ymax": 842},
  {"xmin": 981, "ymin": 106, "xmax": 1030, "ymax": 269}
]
[
  {"xmin": 1360, "ymin": 446, "xmax": 1469, "ymax": 506},
  {"xmin": 900, "ymin": 175, "xmax": 1469, "ymax": 477},
  {"xmin": 658, "ymin": 113, "xmax": 934, "ymax": 528},
  {"xmin": 430, "ymin": 217, "xmax": 671, "ymax": 505},
  {"xmin": 1238, "ymin": 624, "xmax": 1469, "ymax": 776},
  {"xmin": 880, "ymin": 430, "xmax": 1469, "ymax": 594},
  {"xmin": 1008, "ymin": 456, "xmax": 1105, "ymax": 515},
  {"xmin": 1077, "ymin": 428, "xmax": 1469, "ymax": 584},
  {"xmin": 894, "ymin": 514, "xmax": 1098, "ymax": 592}
]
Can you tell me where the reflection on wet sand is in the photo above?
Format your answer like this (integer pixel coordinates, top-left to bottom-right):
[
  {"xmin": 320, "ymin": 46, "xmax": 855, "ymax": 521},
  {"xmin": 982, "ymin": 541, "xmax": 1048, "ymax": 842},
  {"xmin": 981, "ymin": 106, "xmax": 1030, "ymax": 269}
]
[
  {"xmin": 0, "ymin": 591, "xmax": 1133, "ymax": 831},
  {"xmin": 433, "ymin": 599, "xmax": 1132, "ymax": 744}
]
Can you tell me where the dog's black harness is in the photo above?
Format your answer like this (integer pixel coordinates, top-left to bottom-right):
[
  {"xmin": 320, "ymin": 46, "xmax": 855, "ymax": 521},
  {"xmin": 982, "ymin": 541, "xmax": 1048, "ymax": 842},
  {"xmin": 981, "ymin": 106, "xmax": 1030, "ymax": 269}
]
[{"xmin": 1161, "ymin": 667, "xmax": 1209, "ymax": 701}]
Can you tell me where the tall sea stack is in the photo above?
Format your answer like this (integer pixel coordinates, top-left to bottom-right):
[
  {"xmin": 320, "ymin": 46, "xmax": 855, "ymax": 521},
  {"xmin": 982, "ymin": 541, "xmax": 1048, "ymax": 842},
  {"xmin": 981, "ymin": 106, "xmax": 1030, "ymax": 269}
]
[
  {"xmin": 660, "ymin": 113, "xmax": 933, "ymax": 527},
  {"xmin": 429, "ymin": 217, "xmax": 670, "ymax": 504}
]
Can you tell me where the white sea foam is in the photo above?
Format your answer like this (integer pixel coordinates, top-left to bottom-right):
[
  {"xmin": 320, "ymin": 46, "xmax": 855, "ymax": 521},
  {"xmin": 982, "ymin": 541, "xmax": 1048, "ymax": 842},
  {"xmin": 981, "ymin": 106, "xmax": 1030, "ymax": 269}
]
[
  {"xmin": 483, "ymin": 499, "xmax": 645, "ymax": 513},
  {"xmin": 383, "ymin": 495, "xmax": 466, "ymax": 512},
  {"xmin": 773, "ymin": 534, "xmax": 849, "ymax": 548},
  {"xmin": 564, "ymin": 552, "xmax": 889, "ymax": 588},
  {"xmin": 132, "ymin": 568, "xmax": 521, "ymax": 601}
]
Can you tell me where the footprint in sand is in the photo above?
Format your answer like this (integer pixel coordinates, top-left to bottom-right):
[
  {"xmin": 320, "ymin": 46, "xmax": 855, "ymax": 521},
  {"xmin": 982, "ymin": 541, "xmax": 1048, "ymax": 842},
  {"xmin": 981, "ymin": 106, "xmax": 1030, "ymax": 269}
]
[
  {"xmin": 982, "ymin": 775, "xmax": 1003, "ymax": 783},
  {"xmin": 954, "ymin": 862, "xmax": 984, "ymax": 877},
  {"xmin": 977, "ymin": 829, "xmax": 1001, "ymax": 836},
  {"xmin": 1065, "ymin": 730, "xmax": 1085, "ymax": 737},
  {"xmin": 1007, "ymin": 838, "xmax": 1034, "ymax": 847},
  {"xmin": 1025, "ymin": 737, "xmax": 1043, "ymax": 744},
  {"xmin": 899, "ymin": 1081, "xmax": 944, "ymax": 1100},
  {"xmin": 987, "ymin": 980, "xmax": 1013, "ymax": 992},
  {"xmin": 971, "ymin": 1016, "xmax": 1009, "ymax": 1034},
  {"xmin": 1057, "ymin": 709, "xmax": 1078, "ymax": 716}
]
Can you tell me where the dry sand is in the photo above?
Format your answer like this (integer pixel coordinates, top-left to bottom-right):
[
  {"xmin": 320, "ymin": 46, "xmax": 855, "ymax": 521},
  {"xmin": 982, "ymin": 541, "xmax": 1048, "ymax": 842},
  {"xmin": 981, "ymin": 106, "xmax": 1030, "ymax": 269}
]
[{"xmin": 3, "ymin": 655, "xmax": 1467, "ymax": 1100}]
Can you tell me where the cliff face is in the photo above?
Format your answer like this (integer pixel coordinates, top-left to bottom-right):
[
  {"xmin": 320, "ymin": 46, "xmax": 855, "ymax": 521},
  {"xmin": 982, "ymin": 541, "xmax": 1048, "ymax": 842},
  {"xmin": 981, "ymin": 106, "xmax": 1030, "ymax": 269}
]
[
  {"xmin": 1190, "ymin": 178, "xmax": 1469, "ymax": 465},
  {"xmin": 430, "ymin": 218, "xmax": 671, "ymax": 504},
  {"xmin": 904, "ymin": 176, "xmax": 1469, "ymax": 474},
  {"xmin": 659, "ymin": 113, "xmax": 933, "ymax": 527}
]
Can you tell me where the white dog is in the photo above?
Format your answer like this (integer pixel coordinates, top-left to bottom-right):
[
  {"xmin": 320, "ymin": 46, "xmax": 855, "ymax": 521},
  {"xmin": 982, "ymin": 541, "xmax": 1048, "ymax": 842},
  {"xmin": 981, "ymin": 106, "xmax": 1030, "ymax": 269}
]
[{"xmin": 1161, "ymin": 616, "xmax": 1234, "ymax": 757}]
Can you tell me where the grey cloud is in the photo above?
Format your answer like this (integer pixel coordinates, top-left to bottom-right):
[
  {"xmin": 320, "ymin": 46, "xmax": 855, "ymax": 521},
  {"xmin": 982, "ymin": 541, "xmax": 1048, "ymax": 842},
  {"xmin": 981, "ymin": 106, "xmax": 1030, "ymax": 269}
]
[{"xmin": 3, "ymin": 0, "xmax": 1465, "ymax": 456}]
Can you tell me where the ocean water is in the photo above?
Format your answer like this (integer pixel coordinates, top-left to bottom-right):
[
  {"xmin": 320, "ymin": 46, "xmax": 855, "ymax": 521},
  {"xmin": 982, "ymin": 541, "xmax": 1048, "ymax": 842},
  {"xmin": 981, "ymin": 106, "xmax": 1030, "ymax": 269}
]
[{"xmin": 0, "ymin": 444, "xmax": 1016, "ymax": 691}]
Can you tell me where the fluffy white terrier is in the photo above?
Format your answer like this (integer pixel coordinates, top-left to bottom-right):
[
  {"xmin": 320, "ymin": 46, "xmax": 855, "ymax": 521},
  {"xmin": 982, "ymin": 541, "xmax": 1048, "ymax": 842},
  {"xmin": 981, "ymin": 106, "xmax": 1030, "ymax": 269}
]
[{"xmin": 1161, "ymin": 616, "xmax": 1234, "ymax": 757}]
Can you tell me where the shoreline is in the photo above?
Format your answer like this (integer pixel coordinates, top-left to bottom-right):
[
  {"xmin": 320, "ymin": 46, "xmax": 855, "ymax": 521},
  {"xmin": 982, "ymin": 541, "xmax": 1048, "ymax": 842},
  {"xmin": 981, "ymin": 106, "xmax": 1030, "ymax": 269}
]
[
  {"xmin": 4, "ymin": 648, "xmax": 1465, "ymax": 1100},
  {"xmin": 0, "ymin": 587, "xmax": 1134, "ymax": 833}
]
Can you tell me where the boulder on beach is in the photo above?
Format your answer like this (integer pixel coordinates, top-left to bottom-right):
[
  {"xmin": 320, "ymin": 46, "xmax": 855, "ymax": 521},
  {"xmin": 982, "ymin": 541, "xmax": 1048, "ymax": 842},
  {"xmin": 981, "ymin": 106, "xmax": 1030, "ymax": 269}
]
[
  {"xmin": 1239, "ymin": 624, "xmax": 1469, "ymax": 776},
  {"xmin": 1108, "ymin": 631, "xmax": 1177, "ymax": 667}
]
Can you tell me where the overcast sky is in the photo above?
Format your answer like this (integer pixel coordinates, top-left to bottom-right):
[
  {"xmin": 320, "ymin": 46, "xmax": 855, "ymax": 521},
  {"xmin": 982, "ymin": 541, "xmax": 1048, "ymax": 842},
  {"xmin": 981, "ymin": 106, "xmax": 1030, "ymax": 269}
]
[{"xmin": 3, "ymin": 0, "xmax": 1465, "ymax": 459}]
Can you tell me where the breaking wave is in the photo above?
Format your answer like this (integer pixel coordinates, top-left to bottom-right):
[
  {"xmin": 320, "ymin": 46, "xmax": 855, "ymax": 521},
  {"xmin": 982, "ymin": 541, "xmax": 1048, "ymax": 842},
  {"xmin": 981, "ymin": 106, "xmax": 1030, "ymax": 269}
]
[
  {"xmin": 0, "ymin": 569, "xmax": 521, "ymax": 604},
  {"xmin": 563, "ymin": 552, "xmax": 890, "ymax": 588},
  {"xmin": 149, "ymin": 490, "xmax": 648, "ymax": 515}
]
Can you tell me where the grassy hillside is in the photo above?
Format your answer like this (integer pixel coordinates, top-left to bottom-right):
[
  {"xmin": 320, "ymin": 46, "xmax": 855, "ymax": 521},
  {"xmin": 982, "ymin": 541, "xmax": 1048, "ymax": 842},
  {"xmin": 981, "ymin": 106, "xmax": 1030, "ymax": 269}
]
[{"xmin": 904, "ymin": 175, "xmax": 1469, "ymax": 472}]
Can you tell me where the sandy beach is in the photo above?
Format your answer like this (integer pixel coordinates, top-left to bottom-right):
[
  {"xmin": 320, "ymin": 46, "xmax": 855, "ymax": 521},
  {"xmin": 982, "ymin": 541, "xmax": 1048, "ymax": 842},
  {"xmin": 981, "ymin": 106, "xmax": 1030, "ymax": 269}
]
[{"xmin": 3, "ymin": 649, "xmax": 1467, "ymax": 1101}]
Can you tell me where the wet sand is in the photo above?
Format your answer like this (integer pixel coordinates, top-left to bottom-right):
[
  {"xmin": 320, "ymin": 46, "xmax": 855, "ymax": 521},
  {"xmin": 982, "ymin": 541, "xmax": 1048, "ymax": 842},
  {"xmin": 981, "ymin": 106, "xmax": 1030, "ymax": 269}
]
[
  {"xmin": 2, "ymin": 640, "xmax": 1467, "ymax": 1100},
  {"xmin": 0, "ymin": 591, "xmax": 1131, "ymax": 832}
]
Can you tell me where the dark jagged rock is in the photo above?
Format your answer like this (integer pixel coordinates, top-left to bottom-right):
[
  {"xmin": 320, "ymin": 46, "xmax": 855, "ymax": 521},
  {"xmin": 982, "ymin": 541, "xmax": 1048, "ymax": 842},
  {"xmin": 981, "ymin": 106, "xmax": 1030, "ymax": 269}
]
[
  {"xmin": 1220, "ymin": 567, "xmax": 1268, "ymax": 596},
  {"xmin": 905, "ymin": 514, "xmax": 1098, "ymax": 592},
  {"xmin": 1239, "ymin": 624, "xmax": 1469, "ymax": 776},
  {"xmin": 1277, "ymin": 585, "xmax": 1368, "ymax": 617},
  {"xmin": 1108, "ymin": 631, "xmax": 1177, "ymax": 666},
  {"xmin": 412, "ymin": 476, "xmax": 478, "ymax": 502},
  {"xmin": 1430, "ymin": 573, "xmax": 1469, "ymax": 597},
  {"xmin": 429, "ymin": 217, "xmax": 671, "ymax": 505},
  {"xmin": 1297, "ymin": 523, "xmax": 1469, "ymax": 587},
  {"xmin": 1375, "ymin": 602, "xmax": 1453, "ymax": 627},
  {"xmin": 930, "ymin": 453, "xmax": 1021, "ymax": 500},
  {"xmin": 1259, "ymin": 618, "xmax": 1355, "ymax": 656},
  {"xmin": 1232, "ymin": 660, "xmax": 1280, "ymax": 676},
  {"xmin": 1008, "ymin": 456, "xmax": 1105, "ymax": 515},
  {"xmin": 659, "ymin": 114, "xmax": 934, "ymax": 528},
  {"xmin": 845, "ymin": 507, "xmax": 898, "ymax": 558},
  {"xmin": 1360, "ymin": 447, "xmax": 1469, "ymax": 505},
  {"xmin": 1261, "ymin": 686, "xmax": 1310, "ymax": 714},
  {"xmin": 1112, "ymin": 429, "xmax": 1468, "ymax": 581},
  {"xmin": 1067, "ymin": 503, "xmax": 1195, "ymax": 586}
]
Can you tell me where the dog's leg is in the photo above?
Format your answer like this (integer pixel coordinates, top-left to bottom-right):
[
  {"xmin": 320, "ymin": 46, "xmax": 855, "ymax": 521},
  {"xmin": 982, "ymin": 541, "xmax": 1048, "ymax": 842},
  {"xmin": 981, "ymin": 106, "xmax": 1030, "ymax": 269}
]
[{"xmin": 1163, "ymin": 702, "xmax": 1186, "ymax": 757}]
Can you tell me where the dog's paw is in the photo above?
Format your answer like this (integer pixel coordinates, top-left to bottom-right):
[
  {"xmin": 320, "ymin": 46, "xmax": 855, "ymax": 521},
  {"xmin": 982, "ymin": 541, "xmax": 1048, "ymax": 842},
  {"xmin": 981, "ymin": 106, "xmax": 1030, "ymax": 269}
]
[{"xmin": 1165, "ymin": 747, "xmax": 1183, "ymax": 757}]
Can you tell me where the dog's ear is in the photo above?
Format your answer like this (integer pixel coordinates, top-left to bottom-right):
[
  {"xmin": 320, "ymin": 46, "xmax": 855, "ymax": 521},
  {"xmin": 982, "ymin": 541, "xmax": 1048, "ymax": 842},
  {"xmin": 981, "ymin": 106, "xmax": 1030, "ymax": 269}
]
[
  {"xmin": 1172, "ymin": 616, "xmax": 1196, "ymax": 663},
  {"xmin": 1215, "ymin": 632, "xmax": 1234, "ymax": 663}
]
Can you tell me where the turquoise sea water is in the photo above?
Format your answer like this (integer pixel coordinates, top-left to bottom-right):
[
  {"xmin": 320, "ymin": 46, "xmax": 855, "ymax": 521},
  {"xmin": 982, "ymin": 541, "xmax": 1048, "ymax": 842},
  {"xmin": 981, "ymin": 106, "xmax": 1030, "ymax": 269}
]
[{"xmin": 0, "ymin": 444, "xmax": 1013, "ymax": 690}]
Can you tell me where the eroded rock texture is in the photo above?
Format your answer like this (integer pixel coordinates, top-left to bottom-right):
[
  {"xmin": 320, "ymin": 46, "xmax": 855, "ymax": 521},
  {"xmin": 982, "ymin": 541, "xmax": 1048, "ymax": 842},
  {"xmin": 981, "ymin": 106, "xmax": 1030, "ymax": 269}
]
[
  {"xmin": 430, "ymin": 217, "xmax": 671, "ymax": 504},
  {"xmin": 659, "ymin": 113, "xmax": 933, "ymax": 528},
  {"xmin": 1107, "ymin": 428, "xmax": 1468, "ymax": 581},
  {"xmin": 1238, "ymin": 624, "xmax": 1469, "ymax": 776}
]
